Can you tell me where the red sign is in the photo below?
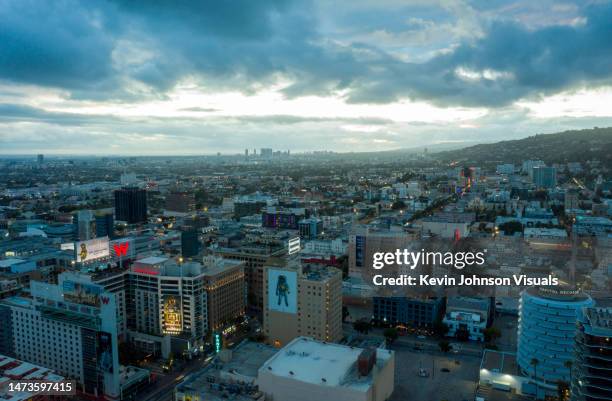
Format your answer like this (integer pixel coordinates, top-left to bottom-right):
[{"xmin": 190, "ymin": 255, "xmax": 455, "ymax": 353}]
[
  {"xmin": 113, "ymin": 242, "xmax": 129, "ymax": 257},
  {"xmin": 100, "ymin": 296, "xmax": 110, "ymax": 305}
]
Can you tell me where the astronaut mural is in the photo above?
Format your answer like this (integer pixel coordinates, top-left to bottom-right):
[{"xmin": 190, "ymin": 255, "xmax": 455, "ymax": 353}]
[{"xmin": 267, "ymin": 269, "xmax": 297, "ymax": 314}]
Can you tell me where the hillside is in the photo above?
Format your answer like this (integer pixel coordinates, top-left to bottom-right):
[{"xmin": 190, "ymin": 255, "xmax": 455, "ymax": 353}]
[{"xmin": 434, "ymin": 127, "xmax": 612, "ymax": 168}]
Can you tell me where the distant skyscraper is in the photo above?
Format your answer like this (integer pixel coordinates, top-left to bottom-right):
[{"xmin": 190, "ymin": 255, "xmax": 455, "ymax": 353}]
[
  {"xmin": 260, "ymin": 148, "xmax": 273, "ymax": 158},
  {"xmin": 95, "ymin": 210, "xmax": 114, "ymax": 238},
  {"xmin": 533, "ymin": 166, "xmax": 557, "ymax": 189},
  {"xmin": 571, "ymin": 307, "xmax": 612, "ymax": 401},
  {"xmin": 114, "ymin": 187, "xmax": 147, "ymax": 224},
  {"xmin": 245, "ymin": 148, "xmax": 249, "ymax": 157},
  {"xmin": 517, "ymin": 287, "xmax": 594, "ymax": 398},
  {"xmin": 36, "ymin": 154, "xmax": 44, "ymax": 164},
  {"xmin": 73, "ymin": 209, "xmax": 95, "ymax": 240}
]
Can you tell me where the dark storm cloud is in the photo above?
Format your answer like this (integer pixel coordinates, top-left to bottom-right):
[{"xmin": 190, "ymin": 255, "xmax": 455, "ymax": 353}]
[
  {"xmin": 344, "ymin": 2, "xmax": 612, "ymax": 106},
  {"xmin": 0, "ymin": 0, "xmax": 611, "ymax": 107},
  {"xmin": 0, "ymin": 0, "xmax": 118, "ymax": 90}
]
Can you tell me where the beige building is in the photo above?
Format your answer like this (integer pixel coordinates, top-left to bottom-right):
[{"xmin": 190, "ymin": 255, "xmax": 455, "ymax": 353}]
[
  {"xmin": 348, "ymin": 228, "xmax": 411, "ymax": 281},
  {"xmin": 263, "ymin": 259, "xmax": 342, "ymax": 347},
  {"xmin": 258, "ymin": 337, "xmax": 395, "ymax": 401},
  {"xmin": 201, "ymin": 256, "xmax": 246, "ymax": 332}
]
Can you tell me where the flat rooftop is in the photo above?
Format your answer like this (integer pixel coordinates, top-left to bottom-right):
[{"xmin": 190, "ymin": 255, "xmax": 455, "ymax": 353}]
[{"xmin": 260, "ymin": 336, "xmax": 393, "ymax": 390}]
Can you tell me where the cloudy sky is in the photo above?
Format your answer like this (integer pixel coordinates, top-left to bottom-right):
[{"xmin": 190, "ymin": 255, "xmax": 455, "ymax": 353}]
[{"xmin": 1, "ymin": 0, "xmax": 612, "ymax": 155}]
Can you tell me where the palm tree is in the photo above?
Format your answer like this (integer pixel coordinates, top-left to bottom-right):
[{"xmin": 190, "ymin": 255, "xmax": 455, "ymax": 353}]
[{"xmin": 530, "ymin": 358, "xmax": 540, "ymax": 400}]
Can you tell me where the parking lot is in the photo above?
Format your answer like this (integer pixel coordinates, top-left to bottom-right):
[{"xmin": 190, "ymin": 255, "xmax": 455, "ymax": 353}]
[{"xmin": 388, "ymin": 342, "xmax": 480, "ymax": 401}]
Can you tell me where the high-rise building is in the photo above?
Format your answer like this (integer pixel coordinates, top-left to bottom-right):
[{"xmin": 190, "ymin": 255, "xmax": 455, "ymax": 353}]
[
  {"xmin": 73, "ymin": 209, "xmax": 95, "ymax": 241},
  {"xmin": 263, "ymin": 260, "xmax": 342, "ymax": 347},
  {"xmin": 571, "ymin": 307, "xmax": 612, "ymax": 401},
  {"xmin": 533, "ymin": 166, "xmax": 557, "ymax": 189},
  {"xmin": 517, "ymin": 287, "xmax": 594, "ymax": 397},
  {"xmin": 114, "ymin": 187, "xmax": 147, "ymax": 224},
  {"xmin": 36, "ymin": 154, "xmax": 44, "ymax": 165},
  {"xmin": 95, "ymin": 256, "xmax": 244, "ymax": 358},
  {"xmin": 95, "ymin": 210, "xmax": 114, "ymax": 239},
  {"xmin": 214, "ymin": 242, "xmax": 287, "ymax": 316},
  {"xmin": 201, "ymin": 256, "xmax": 246, "ymax": 333},
  {"xmin": 0, "ymin": 274, "xmax": 121, "ymax": 399},
  {"xmin": 260, "ymin": 148, "xmax": 273, "ymax": 158}
]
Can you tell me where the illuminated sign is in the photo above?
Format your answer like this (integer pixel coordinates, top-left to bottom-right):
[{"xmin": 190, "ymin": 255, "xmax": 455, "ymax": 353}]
[
  {"xmin": 267, "ymin": 269, "xmax": 297, "ymax": 314},
  {"xmin": 214, "ymin": 332, "xmax": 222, "ymax": 353},
  {"xmin": 113, "ymin": 242, "xmax": 129, "ymax": 258},
  {"xmin": 75, "ymin": 237, "xmax": 110, "ymax": 263},
  {"xmin": 132, "ymin": 267, "xmax": 160, "ymax": 275},
  {"xmin": 162, "ymin": 296, "xmax": 182, "ymax": 335},
  {"xmin": 62, "ymin": 280, "xmax": 103, "ymax": 307}
]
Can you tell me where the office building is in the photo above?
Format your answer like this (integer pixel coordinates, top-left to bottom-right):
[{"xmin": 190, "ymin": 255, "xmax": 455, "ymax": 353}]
[
  {"xmin": 571, "ymin": 307, "xmax": 612, "ymax": 401},
  {"xmin": 533, "ymin": 166, "xmax": 557, "ymax": 189},
  {"xmin": 114, "ymin": 256, "xmax": 244, "ymax": 357},
  {"xmin": 201, "ymin": 256, "xmax": 246, "ymax": 333},
  {"xmin": 298, "ymin": 217, "xmax": 323, "ymax": 239},
  {"xmin": 348, "ymin": 229, "xmax": 410, "ymax": 280},
  {"xmin": 262, "ymin": 208, "xmax": 305, "ymax": 230},
  {"xmin": 373, "ymin": 296, "xmax": 444, "ymax": 328},
  {"xmin": 214, "ymin": 242, "xmax": 287, "ymax": 316},
  {"xmin": 260, "ymin": 148, "xmax": 273, "ymax": 158},
  {"xmin": 36, "ymin": 154, "xmax": 44, "ymax": 165},
  {"xmin": 517, "ymin": 287, "xmax": 594, "ymax": 397},
  {"xmin": 0, "ymin": 274, "xmax": 121, "ymax": 399},
  {"xmin": 258, "ymin": 337, "xmax": 395, "ymax": 401},
  {"xmin": 74, "ymin": 209, "xmax": 95, "ymax": 241},
  {"xmin": 180, "ymin": 229, "xmax": 200, "ymax": 258},
  {"xmin": 263, "ymin": 260, "xmax": 342, "ymax": 347},
  {"xmin": 114, "ymin": 187, "xmax": 147, "ymax": 224},
  {"xmin": 496, "ymin": 164, "xmax": 515, "ymax": 175},
  {"xmin": 165, "ymin": 191, "xmax": 196, "ymax": 214},
  {"xmin": 96, "ymin": 210, "xmax": 115, "ymax": 239},
  {"xmin": 125, "ymin": 257, "xmax": 209, "ymax": 357}
]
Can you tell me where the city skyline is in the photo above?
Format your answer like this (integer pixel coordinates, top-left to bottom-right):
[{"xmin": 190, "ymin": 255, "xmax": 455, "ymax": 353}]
[{"xmin": 1, "ymin": 0, "xmax": 612, "ymax": 155}]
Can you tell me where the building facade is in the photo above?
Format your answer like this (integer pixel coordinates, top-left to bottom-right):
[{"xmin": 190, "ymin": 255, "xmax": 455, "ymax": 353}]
[
  {"xmin": 114, "ymin": 187, "xmax": 147, "ymax": 224},
  {"xmin": 517, "ymin": 287, "xmax": 594, "ymax": 397},
  {"xmin": 571, "ymin": 307, "xmax": 612, "ymax": 401},
  {"xmin": 263, "ymin": 260, "xmax": 342, "ymax": 347}
]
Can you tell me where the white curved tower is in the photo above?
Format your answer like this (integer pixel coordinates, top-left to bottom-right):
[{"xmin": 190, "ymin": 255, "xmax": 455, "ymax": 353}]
[{"xmin": 518, "ymin": 287, "xmax": 594, "ymax": 396}]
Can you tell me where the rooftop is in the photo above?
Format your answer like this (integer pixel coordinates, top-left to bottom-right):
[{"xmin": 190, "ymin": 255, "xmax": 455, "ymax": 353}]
[
  {"xmin": 259, "ymin": 336, "xmax": 393, "ymax": 390},
  {"xmin": 481, "ymin": 350, "xmax": 519, "ymax": 376}
]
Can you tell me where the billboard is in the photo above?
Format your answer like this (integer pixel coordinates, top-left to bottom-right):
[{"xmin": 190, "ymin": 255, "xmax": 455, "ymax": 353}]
[
  {"xmin": 162, "ymin": 295, "xmax": 182, "ymax": 334},
  {"xmin": 62, "ymin": 280, "xmax": 103, "ymax": 307},
  {"xmin": 75, "ymin": 237, "xmax": 110, "ymax": 263},
  {"xmin": 267, "ymin": 269, "xmax": 297, "ymax": 314},
  {"xmin": 97, "ymin": 331, "xmax": 114, "ymax": 373}
]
